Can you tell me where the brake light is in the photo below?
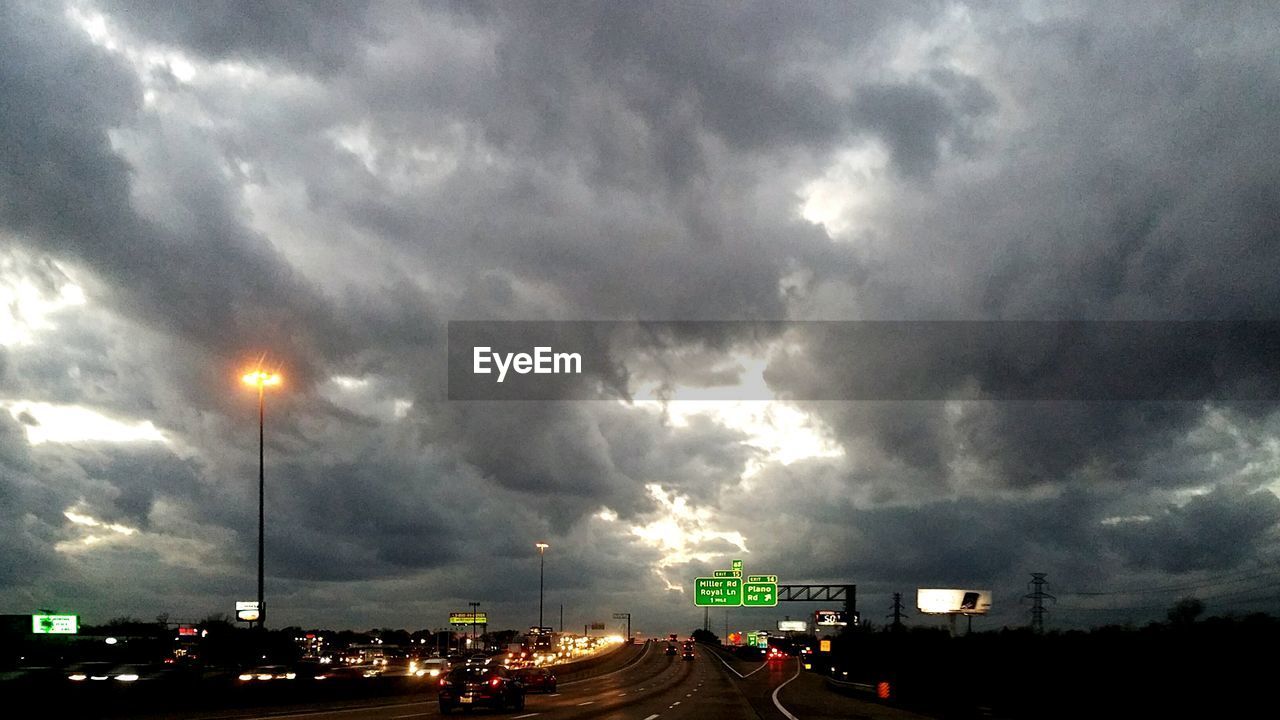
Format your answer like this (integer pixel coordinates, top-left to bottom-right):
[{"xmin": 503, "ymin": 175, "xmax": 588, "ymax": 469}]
[
  {"xmin": 440, "ymin": 677, "xmax": 448, "ymax": 687},
  {"xmin": 490, "ymin": 677, "xmax": 501, "ymax": 687}
]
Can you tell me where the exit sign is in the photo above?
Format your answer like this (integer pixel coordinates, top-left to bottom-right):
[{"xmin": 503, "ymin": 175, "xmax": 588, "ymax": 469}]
[
  {"xmin": 743, "ymin": 581, "xmax": 778, "ymax": 607},
  {"xmin": 32, "ymin": 614, "xmax": 78, "ymax": 634},
  {"xmin": 694, "ymin": 577, "xmax": 742, "ymax": 606}
]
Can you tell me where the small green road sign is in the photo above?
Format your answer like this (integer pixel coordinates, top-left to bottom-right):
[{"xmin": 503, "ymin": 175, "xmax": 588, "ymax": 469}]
[
  {"xmin": 743, "ymin": 582, "xmax": 778, "ymax": 607},
  {"xmin": 746, "ymin": 575, "xmax": 777, "ymax": 583},
  {"xmin": 713, "ymin": 570, "xmax": 735, "ymax": 577},
  {"xmin": 731, "ymin": 559, "xmax": 743, "ymax": 577},
  {"xmin": 695, "ymin": 577, "xmax": 743, "ymax": 606},
  {"xmin": 32, "ymin": 614, "xmax": 78, "ymax": 634}
]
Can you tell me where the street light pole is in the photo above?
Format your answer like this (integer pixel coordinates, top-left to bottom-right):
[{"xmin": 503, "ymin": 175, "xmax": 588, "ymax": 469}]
[
  {"xmin": 242, "ymin": 369, "xmax": 280, "ymax": 630},
  {"xmin": 257, "ymin": 381, "xmax": 264, "ymax": 630},
  {"xmin": 535, "ymin": 543, "xmax": 549, "ymax": 630}
]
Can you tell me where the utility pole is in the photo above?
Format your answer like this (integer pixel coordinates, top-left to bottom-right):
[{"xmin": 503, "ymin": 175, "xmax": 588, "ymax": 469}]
[
  {"xmin": 1023, "ymin": 573, "xmax": 1055, "ymax": 633},
  {"xmin": 887, "ymin": 592, "xmax": 908, "ymax": 631},
  {"xmin": 469, "ymin": 601, "xmax": 480, "ymax": 647}
]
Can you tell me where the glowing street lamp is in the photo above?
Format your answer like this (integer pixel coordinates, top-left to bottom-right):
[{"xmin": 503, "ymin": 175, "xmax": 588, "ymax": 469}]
[
  {"xmin": 242, "ymin": 369, "xmax": 281, "ymax": 629},
  {"xmin": 536, "ymin": 542, "xmax": 550, "ymax": 630}
]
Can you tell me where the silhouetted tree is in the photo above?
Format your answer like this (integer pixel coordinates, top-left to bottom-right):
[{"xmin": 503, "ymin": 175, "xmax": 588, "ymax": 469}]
[{"xmin": 1167, "ymin": 597, "xmax": 1205, "ymax": 625}]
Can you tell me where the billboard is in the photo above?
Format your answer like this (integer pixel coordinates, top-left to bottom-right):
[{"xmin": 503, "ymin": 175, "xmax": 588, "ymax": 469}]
[
  {"xmin": 32, "ymin": 614, "xmax": 78, "ymax": 634},
  {"xmin": 777, "ymin": 620, "xmax": 808, "ymax": 632},
  {"xmin": 814, "ymin": 610, "xmax": 848, "ymax": 626},
  {"xmin": 450, "ymin": 612, "xmax": 488, "ymax": 625},
  {"xmin": 916, "ymin": 589, "xmax": 992, "ymax": 615},
  {"xmin": 235, "ymin": 601, "xmax": 260, "ymax": 622}
]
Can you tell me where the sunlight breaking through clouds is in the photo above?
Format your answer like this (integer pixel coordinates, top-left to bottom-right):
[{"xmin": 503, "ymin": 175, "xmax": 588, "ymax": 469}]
[
  {"xmin": 3, "ymin": 401, "xmax": 169, "ymax": 445},
  {"xmin": 629, "ymin": 484, "xmax": 748, "ymax": 592}
]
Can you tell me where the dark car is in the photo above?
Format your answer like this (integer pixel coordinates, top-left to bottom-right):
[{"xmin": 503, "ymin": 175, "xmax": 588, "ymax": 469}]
[
  {"xmin": 439, "ymin": 665, "xmax": 525, "ymax": 714},
  {"xmin": 514, "ymin": 667, "xmax": 557, "ymax": 693},
  {"xmin": 665, "ymin": 644, "xmax": 677, "ymax": 656},
  {"xmin": 682, "ymin": 648, "xmax": 696, "ymax": 661}
]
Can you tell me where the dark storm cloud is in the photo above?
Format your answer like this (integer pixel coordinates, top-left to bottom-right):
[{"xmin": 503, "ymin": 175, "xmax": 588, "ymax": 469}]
[
  {"xmin": 853, "ymin": 73, "xmax": 995, "ymax": 179},
  {"xmin": 98, "ymin": 0, "xmax": 377, "ymax": 74},
  {"xmin": 1103, "ymin": 487, "xmax": 1280, "ymax": 574}
]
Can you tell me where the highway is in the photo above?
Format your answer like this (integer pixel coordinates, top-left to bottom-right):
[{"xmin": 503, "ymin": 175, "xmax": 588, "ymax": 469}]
[{"xmin": 129, "ymin": 642, "xmax": 934, "ymax": 720}]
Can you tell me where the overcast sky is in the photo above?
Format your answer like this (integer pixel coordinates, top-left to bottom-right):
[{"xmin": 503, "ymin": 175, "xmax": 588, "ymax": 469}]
[{"xmin": 3, "ymin": 0, "xmax": 1280, "ymax": 635}]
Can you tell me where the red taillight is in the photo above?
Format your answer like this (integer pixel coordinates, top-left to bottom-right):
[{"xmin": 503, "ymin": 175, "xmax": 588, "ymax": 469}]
[
  {"xmin": 490, "ymin": 677, "xmax": 501, "ymax": 687},
  {"xmin": 439, "ymin": 677, "xmax": 448, "ymax": 687}
]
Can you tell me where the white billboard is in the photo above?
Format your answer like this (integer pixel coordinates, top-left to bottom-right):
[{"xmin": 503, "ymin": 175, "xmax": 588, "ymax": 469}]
[
  {"xmin": 916, "ymin": 589, "xmax": 992, "ymax": 615},
  {"xmin": 777, "ymin": 620, "xmax": 808, "ymax": 632}
]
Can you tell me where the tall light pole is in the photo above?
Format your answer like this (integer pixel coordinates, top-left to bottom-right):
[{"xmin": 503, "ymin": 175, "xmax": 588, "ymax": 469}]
[
  {"xmin": 535, "ymin": 542, "xmax": 549, "ymax": 630},
  {"xmin": 242, "ymin": 369, "xmax": 280, "ymax": 629}
]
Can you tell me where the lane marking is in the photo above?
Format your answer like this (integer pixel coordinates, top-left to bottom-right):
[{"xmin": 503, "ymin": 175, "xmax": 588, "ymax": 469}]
[
  {"xmin": 390, "ymin": 715, "xmax": 431, "ymax": 719},
  {"xmin": 618, "ymin": 692, "xmax": 627, "ymax": 696},
  {"xmin": 513, "ymin": 714, "xmax": 540, "ymax": 719},
  {"xmin": 643, "ymin": 715, "xmax": 660, "ymax": 720},
  {"xmin": 560, "ymin": 640, "xmax": 652, "ymax": 687},
  {"xmin": 770, "ymin": 660, "xmax": 802, "ymax": 720},
  {"xmin": 576, "ymin": 701, "xmax": 595, "ymax": 706},
  {"xmin": 222, "ymin": 701, "xmax": 435, "ymax": 720},
  {"xmin": 708, "ymin": 647, "xmax": 767, "ymax": 678},
  {"xmin": 548, "ymin": 693, "xmax": 560, "ymax": 696},
  {"xmin": 671, "ymin": 701, "xmax": 682, "ymax": 707}
]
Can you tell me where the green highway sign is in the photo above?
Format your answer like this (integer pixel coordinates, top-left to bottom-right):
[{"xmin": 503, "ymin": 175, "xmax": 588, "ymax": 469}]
[
  {"xmin": 32, "ymin": 614, "xmax": 78, "ymax": 634},
  {"xmin": 731, "ymin": 559, "xmax": 743, "ymax": 576},
  {"xmin": 746, "ymin": 575, "xmax": 777, "ymax": 583},
  {"xmin": 694, "ymin": 577, "xmax": 742, "ymax": 606},
  {"xmin": 713, "ymin": 570, "xmax": 736, "ymax": 577},
  {"xmin": 743, "ymin": 582, "xmax": 778, "ymax": 607}
]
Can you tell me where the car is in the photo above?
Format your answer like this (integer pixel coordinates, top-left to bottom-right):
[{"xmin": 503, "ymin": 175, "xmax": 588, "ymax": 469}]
[
  {"xmin": 665, "ymin": 643, "xmax": 678, "ymax": 655},
  {"xmin": 514, "ymin": 667, "xmax": 557, "ymax": 693},
  {"xmin": 766, "ymin": 646, "xmax": 786, "ymax": 661},
  {"xmin": 682, "ymin": 648, "xmax": 696, "ymax": 661},
  {"xmin": 411, "ymin": 657, "xmax": 450, "ymax": 678},
  {"xmin": 439, "ymin": 665, "xmax": 525, "ymax": 714}
]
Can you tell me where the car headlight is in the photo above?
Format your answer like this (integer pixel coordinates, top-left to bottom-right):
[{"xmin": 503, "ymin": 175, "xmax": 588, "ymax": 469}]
[
  {"xmin": 238, "ymin": 674, "xmax": 254, "ymax": 681},
  {"xmin": 116, "ymin": 674, "xmax": 139, "ymax": 682},
  {"xmin": 429, "ymin": 669, "xmax": 440, "ymax": 677},
  {"xmin": 284, "ymin": 673, "xmax": 296, "ymax": 680},
  {"xmin": 257, "ymin": 674, "xmax": 273, "ymax": 680},
  {"xmin": 69, "ymin": 674, "xmax": 87, "ymax": 681}
]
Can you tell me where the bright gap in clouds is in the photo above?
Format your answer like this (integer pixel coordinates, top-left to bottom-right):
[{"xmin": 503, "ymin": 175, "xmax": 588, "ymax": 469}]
[
  {"xmin": 629, "ymin": 484, "xmax": 749, "ymax": 592},
  {"xmin": 0, "ymin": 252, "xmax": 86, "ymax": 347},
  {"xmin": 2, "ymin": 401, "xmax": 169, "ymax": 445}
]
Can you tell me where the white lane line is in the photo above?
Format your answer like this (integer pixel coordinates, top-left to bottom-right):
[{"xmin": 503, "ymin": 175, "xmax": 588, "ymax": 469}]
[
  {"xmin": 512, "ymin": 714, "xmax": 539, "ymax": 719},
  {"xmin": 390, "ymin": 715, "xmax": 430, "ymax": 719},
  {"xmin": 644, "ymin": 715, "xmax": 660, "ymax": 720},
  {"xmin": 709, "ymin": 648, "xmax": 767, "ymax": 678},
  {"xmin": 577, "ymin": 701, "xmax": 595, "ymax": 706},
  {"xmin": 685, "ymin": 693, "xmax": 692, "ymax": 697},
  {"xmin": 560, "ymin": 640, "xmax": 652, "ymax": 687},
  {"xmin": 548, "ymin": 693, "xmax": 560, "ymax": 696},
  {"xmin": 671, "ymin": 701, "xmax": 682, "ymax": 707},
  {"xmin": 226, "ymin": 701, "xmax": 434, "ymax": 720},
  {"xmin": 771, "ymin": 660, "xmax": 803, "ymax": 720}
]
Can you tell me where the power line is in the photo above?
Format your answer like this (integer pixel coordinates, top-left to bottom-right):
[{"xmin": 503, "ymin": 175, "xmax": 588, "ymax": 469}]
[
  {"xmin": 1063, "ymin": 569, "xmax": 1280, "ymax": 596},
  {"xmin": 1058, "ymin": 579, "xmax": 1280, "ymax": 612}
]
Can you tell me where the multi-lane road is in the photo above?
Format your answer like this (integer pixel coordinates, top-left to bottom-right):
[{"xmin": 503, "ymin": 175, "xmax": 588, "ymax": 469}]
[{"xmin": 141, "ymin": 642, "xmax": 933, "ymax": 720}]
